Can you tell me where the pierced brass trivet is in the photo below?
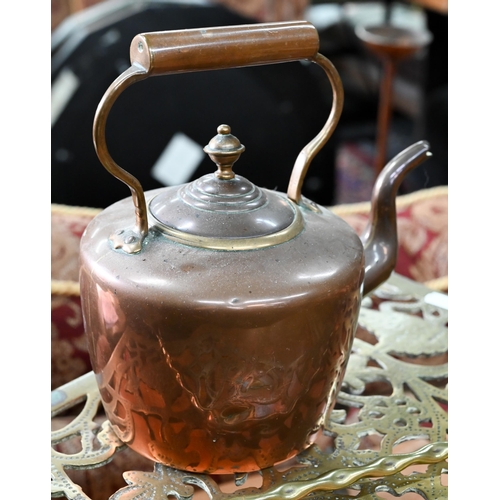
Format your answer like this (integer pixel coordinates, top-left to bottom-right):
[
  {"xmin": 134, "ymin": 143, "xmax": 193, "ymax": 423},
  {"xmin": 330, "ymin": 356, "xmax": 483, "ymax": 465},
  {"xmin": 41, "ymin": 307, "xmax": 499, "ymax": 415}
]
[{"xmin": 51, "ymin": 273, "xmax": 448, "ymax": 499}]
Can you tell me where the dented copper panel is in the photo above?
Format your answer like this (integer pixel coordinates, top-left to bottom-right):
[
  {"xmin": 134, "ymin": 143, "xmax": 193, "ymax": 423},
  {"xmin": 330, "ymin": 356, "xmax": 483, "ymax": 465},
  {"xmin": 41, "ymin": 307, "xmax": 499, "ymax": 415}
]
[
  {"xmin": 80, "ymin": 194, "xmax": 364, "ymax": 473},
  {"xmin": 81, "ymin": 20, "xmax": 432, "ymax": 474}
]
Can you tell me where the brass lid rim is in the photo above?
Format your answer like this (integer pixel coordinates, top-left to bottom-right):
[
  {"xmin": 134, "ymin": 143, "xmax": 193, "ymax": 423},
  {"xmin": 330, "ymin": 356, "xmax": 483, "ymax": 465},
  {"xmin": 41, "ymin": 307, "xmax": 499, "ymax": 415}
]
[{"xmin": 151, "ymin": 200, "xmax": 304, "ymax": 250}]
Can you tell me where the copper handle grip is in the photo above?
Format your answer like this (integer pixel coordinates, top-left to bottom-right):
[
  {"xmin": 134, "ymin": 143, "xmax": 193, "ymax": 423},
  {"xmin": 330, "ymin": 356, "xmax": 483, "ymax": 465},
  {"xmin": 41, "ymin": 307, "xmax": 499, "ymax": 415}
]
[
  {"xmin": 93, "ymin": 22, "xmax": 343, "ymax": 251},
  {"xmin": 131, "ymin": 22, "xmax": 319, "ymax": 74}
]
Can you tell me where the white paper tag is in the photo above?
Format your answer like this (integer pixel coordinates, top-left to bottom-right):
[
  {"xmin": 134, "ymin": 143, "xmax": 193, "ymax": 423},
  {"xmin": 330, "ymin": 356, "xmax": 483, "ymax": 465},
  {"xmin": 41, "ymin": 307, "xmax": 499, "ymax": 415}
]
[
  {"xmin": 424, "ymin": 292, "xmax": 448, "ymax": 311},
  {"xmin": 51, "ymin": 68, "xmax": 80, "ymax": 127},
  {"xmin": 151, "ymin": 132, "xmax": 204, "ymax": 186}
]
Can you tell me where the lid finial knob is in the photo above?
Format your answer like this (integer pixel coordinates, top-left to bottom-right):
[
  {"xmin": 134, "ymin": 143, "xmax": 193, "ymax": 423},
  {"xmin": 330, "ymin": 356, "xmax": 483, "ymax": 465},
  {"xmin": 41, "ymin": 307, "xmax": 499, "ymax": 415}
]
[{"xmin": 203, "ymin": 124, "xmax": 245, "ymax": 180}]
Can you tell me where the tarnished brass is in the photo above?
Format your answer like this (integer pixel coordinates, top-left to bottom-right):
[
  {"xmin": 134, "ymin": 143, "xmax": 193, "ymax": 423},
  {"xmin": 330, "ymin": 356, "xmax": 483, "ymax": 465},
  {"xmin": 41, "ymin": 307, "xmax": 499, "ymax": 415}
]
[
  {"xmin": 92, "ymin": 21, "xmax": 344, "ymax": 252},
  {"xmin": 145, "ymin": 124, "xmax": 307, "ymax": 250},
  {"xmin": 286, "ymin": 52, "xmax": 343, "ymax": 204},
  {"xmin": 52, "ymin": 275, "xmax": 448, "ymax": 499},
  {"xmin": 150, "ymin": 195, "xmax": 304, "ymax": 250},
  {"xmin": 51, "ymin": 372, "xmax": 125, "ymax": 499},
  {"xmin": 203, "ymin": 125, "xmax": 244, "ymax": 180},
  {"xmin": 83, "ymin": 21, "xmax": 433, "ymax": 475}
]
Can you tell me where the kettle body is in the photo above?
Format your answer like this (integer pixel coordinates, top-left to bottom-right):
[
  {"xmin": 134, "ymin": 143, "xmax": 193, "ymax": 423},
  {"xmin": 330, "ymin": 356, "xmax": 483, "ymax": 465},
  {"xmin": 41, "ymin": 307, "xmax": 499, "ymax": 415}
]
[{"xmin": 80, "ymin": 187, "xmax": 364, "ymax": 473}]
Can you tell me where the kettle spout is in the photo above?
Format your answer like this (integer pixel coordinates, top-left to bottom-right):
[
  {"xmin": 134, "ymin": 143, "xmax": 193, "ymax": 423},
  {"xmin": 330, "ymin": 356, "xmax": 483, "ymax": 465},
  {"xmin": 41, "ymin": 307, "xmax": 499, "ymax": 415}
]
[{"xmin": 361, "ymin": 141, "xmax": 432, "ymax": 296}]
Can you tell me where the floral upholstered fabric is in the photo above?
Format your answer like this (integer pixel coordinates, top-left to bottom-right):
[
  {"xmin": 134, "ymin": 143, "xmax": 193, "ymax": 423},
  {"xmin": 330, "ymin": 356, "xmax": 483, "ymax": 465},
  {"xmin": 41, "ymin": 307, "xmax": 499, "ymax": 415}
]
[
  {"xmin": 51, "ymin": 205, "xmax": 99, "ymax": 389},
  {"xmin": 51, "ymin": 186, "xmax": 448, "ymax": 389},
  {"xmin": 330, "ymin": 186, "xmax": 448, "ymax": 291}
]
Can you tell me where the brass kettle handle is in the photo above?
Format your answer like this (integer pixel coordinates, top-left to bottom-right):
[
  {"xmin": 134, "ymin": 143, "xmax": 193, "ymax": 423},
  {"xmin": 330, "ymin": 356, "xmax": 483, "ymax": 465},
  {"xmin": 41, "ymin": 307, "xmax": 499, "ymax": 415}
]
[{"xmin": 93, "ymin": 21, "xmax": 344, "ymax": 249}]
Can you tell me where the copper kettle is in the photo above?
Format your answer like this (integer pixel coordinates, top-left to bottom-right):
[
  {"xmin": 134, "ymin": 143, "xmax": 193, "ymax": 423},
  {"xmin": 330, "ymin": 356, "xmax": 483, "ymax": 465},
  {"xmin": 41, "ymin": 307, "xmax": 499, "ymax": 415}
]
[{"xmin": 79, "ymin": 21, "xmax": 431, "ymax": 474}]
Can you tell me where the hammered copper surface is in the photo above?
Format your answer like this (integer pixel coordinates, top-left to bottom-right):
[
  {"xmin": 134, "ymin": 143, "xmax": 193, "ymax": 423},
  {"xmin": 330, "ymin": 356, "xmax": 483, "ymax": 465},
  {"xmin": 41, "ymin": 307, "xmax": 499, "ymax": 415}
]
[
  {"xmin": 52, "ymin": 275, "xmax": 448, "ymax": 500},
  {"xmin": 80, "ymin": 197, "xmax": 364, "ymax": 473},
  {"xmin": 82, "ymin": 20, "xmax": 432, "ymax": 475}
]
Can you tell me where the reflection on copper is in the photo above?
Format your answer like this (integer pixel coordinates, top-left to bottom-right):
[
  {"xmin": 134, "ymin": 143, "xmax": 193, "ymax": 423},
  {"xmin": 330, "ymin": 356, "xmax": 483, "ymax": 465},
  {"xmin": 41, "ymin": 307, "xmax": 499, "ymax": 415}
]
[
  {"xmin": 80, "ymin": 20, "xmax": 428, "ymax": 474},
  {"xmin": 82, "ymin": 267, "xmax": 361, "ymax": 472}
]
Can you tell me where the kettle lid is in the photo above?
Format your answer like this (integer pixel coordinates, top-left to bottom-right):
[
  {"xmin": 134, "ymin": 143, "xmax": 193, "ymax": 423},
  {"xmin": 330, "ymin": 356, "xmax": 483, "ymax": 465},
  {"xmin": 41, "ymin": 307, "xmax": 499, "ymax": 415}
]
[{"xmin": 148, "ymin": 125, "xmax": 304, "ymax": 250}]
